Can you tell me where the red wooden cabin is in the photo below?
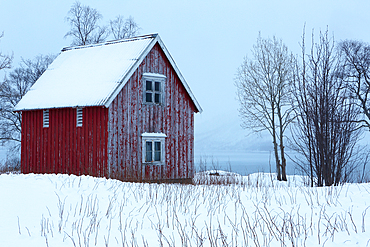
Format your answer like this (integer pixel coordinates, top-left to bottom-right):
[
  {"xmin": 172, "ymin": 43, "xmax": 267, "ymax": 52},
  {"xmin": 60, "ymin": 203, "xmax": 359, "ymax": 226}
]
[{"xmin": 14, "ymin": 34, "xmax": 202, "ymax": 183}]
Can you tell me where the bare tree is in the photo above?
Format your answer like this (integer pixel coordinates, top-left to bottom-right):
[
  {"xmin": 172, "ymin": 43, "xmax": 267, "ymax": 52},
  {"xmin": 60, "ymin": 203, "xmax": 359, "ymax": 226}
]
[
  {"xmin": 292, "ymin": 29, "xmax": 362, "ymax": 186},
  {"xmin": 64, "ymin": 1, "xmax": 109, "ymax": 46},
  {"xmin": 0, "ymin": 55, "xmax": 55, "ymax": 150},
  {"xmin": 339, "ymin": 40, "xmax": 370, "ymax": 130},
  {"xmin": 0, "ymin": 32, "xmax": 13, "ymax": 72},
  {"xmin": 235, "ymin": 35, "xmax": 295, "ymax": 181},
  {"xmin": 110, "ymin": 15, "xmax": 141, "ymax": 40}
]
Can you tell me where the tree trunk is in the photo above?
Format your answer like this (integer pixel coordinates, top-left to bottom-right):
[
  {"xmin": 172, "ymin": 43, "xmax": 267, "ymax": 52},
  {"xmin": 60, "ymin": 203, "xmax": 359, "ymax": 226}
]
[
  {"xmin": 280, "ymin": 139, "xmax": 287, "ymax": 181},
  {"xmin": 272, "ymin": 127, "xmax": 281, "ymax": 180},
  {"xmin": 277, "ymin": 102, "xmax": 287, "ymax": 181},
  {"xmin": 273, "ymin": 137, "xmax": 281, "ymax": 181},
  {"xmin": 272, "ymin": 104, "xmax": 281, "ymax": 181}
]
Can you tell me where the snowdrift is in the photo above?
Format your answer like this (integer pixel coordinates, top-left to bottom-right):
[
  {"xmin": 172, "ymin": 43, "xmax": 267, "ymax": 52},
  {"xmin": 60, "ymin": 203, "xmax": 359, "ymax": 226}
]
[{"xmin": 0, "ymin": 173, "xmax": 369, "ymax": 246}]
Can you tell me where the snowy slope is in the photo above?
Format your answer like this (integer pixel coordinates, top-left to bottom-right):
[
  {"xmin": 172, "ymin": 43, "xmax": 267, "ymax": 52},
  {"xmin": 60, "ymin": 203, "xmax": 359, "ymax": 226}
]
[
  {"xmin": 0, "ymin": 173, "xmax": 369, "ymax": 246},
  {"xmin": 195, "ymin": 114, "xmax": 272, "ymax": 153}
]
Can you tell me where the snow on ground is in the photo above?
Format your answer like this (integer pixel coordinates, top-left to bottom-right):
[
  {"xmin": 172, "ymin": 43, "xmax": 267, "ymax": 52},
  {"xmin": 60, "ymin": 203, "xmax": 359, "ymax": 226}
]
[{"xmin": 0, "ymin": 172, "xmax": 370, "ymax": 246}]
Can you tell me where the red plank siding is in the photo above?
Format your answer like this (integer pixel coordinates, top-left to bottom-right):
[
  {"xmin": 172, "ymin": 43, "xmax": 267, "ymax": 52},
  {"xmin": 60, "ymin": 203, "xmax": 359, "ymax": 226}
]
[
  {"xmin": 107, "ymin": 43, "xmax": 196, "ymax": 182},
  {"xmin": 21, "ymin": 42, "xmax": 197, "ymax": 183},
  {"xmin": 21, "ymin": 107, "xmax": 108, "ymax": 177}
]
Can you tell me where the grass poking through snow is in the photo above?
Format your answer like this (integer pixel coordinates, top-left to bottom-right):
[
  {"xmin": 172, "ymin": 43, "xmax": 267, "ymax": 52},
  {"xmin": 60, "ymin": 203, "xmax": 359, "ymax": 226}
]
[{"xmin": 0, "ymin": 172, "xmax": 369, "ymax": 246}]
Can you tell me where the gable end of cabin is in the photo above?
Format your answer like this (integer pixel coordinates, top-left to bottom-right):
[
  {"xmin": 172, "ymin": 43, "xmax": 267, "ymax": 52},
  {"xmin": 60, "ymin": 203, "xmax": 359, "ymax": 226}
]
[{"xmin": 107, "ymin": 43, "xmax": 196, "ymax": 182}]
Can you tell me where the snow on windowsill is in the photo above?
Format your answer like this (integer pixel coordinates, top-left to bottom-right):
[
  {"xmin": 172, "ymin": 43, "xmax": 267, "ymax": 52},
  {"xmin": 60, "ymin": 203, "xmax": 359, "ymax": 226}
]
[
  {"xmin": 142, "ymin": 72, "xmax": 167, "ymax": 78},
  {"xmin": 141, "ymin": 132, "xmax": 167, "ymax": 138}
]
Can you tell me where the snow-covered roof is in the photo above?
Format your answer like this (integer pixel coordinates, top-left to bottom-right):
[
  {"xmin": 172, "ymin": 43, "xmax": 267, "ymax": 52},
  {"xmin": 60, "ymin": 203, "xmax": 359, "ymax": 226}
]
[{"xmin": 14, "ymin": 34, "xmax": 202, "ymax": 113}]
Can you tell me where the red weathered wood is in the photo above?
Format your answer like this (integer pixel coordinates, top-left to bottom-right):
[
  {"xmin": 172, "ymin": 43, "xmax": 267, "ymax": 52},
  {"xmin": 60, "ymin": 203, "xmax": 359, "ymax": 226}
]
[
  {"xmin": 21, "ymin": 42, "xmax": 196, "ymax": 182},
  {"xmin": 20, "ymin": 112, "xmax": 25, "ymax": 173},
  {"xmin": 36, "ymin": 110, "xmax": 41, "ymax": 173},
  {"xmin": 106, "ymin": 43, "xmax": 197, "ymax": 182},
  {"xmin": 103, "ymin": 108, "xmax": 108, "ymax": 177},
  {"xmin": 76, "ymin": 112, "xmax": 81, "ymax": 175},
  {"xmin": 71, "ymin": 108, "xmax": 75, "ymax": 175},
  {"xmin": 21, "ymin": 107, "xmax": 108, "ymax": 177}
]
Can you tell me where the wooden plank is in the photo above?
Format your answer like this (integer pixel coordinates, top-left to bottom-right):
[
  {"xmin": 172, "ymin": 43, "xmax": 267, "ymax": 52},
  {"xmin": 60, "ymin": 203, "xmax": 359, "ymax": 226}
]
[
  {"xmin": 31, "ymin": 111, "xmax": 36, "ymax": 173},
  {"xmin": 36, "ymin": 110, "xmax": 40, "ymax": 173},
  {"xmin": 35, "ymin": 111, "xmax": 40, "ymax": 173},
  {"xmin": 97, "ymin": 108, "xmax": 102, "ymax": 177},
  {"xmin": 88, "ymin": 108, "xmax": 93, "ymax": 176},
  {"xmin": 20, "ymin": 112, "xmax": 25, "ymax": 173},
  {"xmin": 70, "ymin": 108, "xmax": 74, "ymax": 175},
  {"xmin": 81, "ymin": 108, "xmax": 85, "ymax": 176},
  {"xmin": 119, "ymin": 87, "xmax": 125, "ymax": 180},
  {"xmin": 51, "ymin": 109, "xmax": 55, "ymax": 174},
  {"xmin": 76, "ymin": 109, "xmax": 80, "ymax": 175},
  {"xmin": 136, "ymin": 71, "xmax": 143, "ymax": 181},
  {"xmin": 190, "ymin": 110, "xmax": 195, "ymax": 178},
  {"xmin": 112, "ymin": 97, "xmax": 118, "ymax": 179},
  {"xmin": 163, "ymin": 60, "xmax": 170, "ymax": 180},
  {"xmin": 63, "ymin": 109, "xmax": 67, "ymax": 174},
  {"xmin": 47, "ymin": 109, "xmax": 51, "ymax": 174},
  {"xmin": 103, "ymin": 108, "xmax": 108, "ymax": 178},
  {"xmin": 99, "ymin": 107, "xmax": 106, "ymax": 177},
  {"xmin": 114, "ymin": 96, "xmax": 119, "ymax": 179},
  {"xmin": 28, "ymin": 112, "xmax": 32, "ymax": 173},
  {"xmin": 60, "ymin": 109, "xmax": 64, "ymax": 174},
  {"xmin": 41, "ymin": 111, "xmax": 45, "ymax": 173},
  {"xmin": 46, "ymin": 110, "xmax": 50, "ymax": 174},
  {"xmin": 64, "ymin": 109, "xmax": 68, "ymax": 174},
  {"xmin": 126, "ymin": 80, "xmax": 132, "ymax": 181},
  {"xmin": 72, "ymin": 108, "xmax": 77, "ymax": 175},
  {"xmin": 118, "ymin": 90, "xmax": 124, "ymax": 180},
  {"xmin": 22, "ymin": 111, "xmax": 27, "ymax": 173},
  {"xmin": 107, "ymin": 103, "xmax": 112, "ymax": 178},
  {"xmin": 58, "ymin": 109, "xmax": 62, "ymax": 174},
  {"xmin": 94, "ymin": 108, "xmax": 99, "ymax": 177},
  {"xmin": 92, "ymin": 108, "xmax": 97, "ymax": 176},
  {"xmin": 33, "ymin": 111, "xmax": 37, "ymax": 173},
  {"xmin": 132, "ymin": 73, "xmax": 139, "ymax": 181},
  {"xmin": 64, "ymin": 109, "xmax": 69, "ymax": 174}
]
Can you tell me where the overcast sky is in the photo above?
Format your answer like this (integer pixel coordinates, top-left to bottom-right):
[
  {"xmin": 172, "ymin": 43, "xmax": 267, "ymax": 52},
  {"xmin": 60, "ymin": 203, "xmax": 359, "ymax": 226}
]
[{"xmin": 1, "ymin": 0, "xmax": 370, "ymax": 153}]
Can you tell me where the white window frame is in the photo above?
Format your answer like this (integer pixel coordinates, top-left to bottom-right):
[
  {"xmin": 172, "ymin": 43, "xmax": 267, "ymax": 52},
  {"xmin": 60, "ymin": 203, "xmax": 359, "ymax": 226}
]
[
  {"xmin": 141, "ymin": 132, "xmax": 166, "ymax": 165},
  {"xmin": 43, "ymin": 109, "xmax": 49, "ymax": 128},
  {"xmin": 76, "ymin": 107, "xmax": 83, "ymax": 127},
  {"xmin": 143, "ymin": 73, "xmax": 166, "ymax": 105}
]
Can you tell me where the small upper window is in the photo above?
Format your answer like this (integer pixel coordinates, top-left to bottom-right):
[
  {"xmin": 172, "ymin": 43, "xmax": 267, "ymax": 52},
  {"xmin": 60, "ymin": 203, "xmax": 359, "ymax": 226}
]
[
  {"xmin": 145, "ymin": 80, "xmax": 161, "ymax": 104},
  {"xmin": 43, "ymin": 110, "xmax": 49, "ymax": 128},
  {"xmin": 143, "ymin": 73, "xmax": 166, "ymax": 105},
  {"xmin": 76, "ymin": 108, "xmax": 83, "ymax": 127}
]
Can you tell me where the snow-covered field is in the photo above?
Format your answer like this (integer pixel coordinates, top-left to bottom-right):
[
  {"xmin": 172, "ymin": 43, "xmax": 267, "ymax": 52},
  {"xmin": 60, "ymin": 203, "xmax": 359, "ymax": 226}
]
[{"xmin": 0, "ymin": 172, "xmax": 369, "ymax": 246}]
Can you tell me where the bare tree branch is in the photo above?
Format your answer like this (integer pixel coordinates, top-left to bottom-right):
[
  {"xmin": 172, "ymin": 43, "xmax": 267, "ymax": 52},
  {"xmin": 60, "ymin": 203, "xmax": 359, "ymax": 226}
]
[
  {"xmin": 235, "ymin": 34, "xmax": 294, "ymax": 181},
  {"xmin": 0, "ymin": 54, "xmax": 56, "ymax": 150},
  {"xmin": 64, "ymin": 1, "xmax": 109, "ymax": 46},
  {"xmin": 110, "ymin": 15, "xmax": 141, "ymax": 40},
  {"xmin": 339, "ymin": 40, "xmax": 370, "ymax": 131},
  {"xmin": 292, "ymin": 28, "xmax": 362, "ymax": 186},
  {"xmin": 0, "ymin": 31, "xmax": 13, "ymax": 71}
]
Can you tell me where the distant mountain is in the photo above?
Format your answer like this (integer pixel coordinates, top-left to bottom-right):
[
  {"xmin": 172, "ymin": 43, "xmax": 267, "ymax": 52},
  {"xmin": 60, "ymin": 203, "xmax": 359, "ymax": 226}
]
[{"xmin": 194, "ymin": 114, "xmax": 272, "ymax": 153}]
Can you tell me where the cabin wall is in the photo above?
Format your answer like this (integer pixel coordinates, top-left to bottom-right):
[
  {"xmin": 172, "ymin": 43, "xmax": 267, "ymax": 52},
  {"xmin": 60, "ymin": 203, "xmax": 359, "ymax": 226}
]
[
  {"xmin": 21, "ymin": 107, "xmax": 108, "ymax": 177},
  {"xmin": 108, "ymin": 43, "xmax": 196, "ymax": 182}
]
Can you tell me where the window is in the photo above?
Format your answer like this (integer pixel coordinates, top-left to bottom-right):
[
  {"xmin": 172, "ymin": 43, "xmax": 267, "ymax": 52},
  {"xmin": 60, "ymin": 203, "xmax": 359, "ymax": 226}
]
[
  {"xmin": 76, "ymin": 108, "xmax": 83, "ymax": 127},
  {"xmin": 43, "ymin": 110, "xmax": 49, "ymax": 128},
  {"xmin": 145, "ymin": 140, "xmax": 162, "ymax": 162},
  {"xmin": 142, "ymin": 133, "xmax": 166, "ymax": 164},
  {"xmin": 143, "ymin": 73, "xmax": 166, "ymax": 105},
  {"xmin": 145, "ymin": 80, "xmax": 161, "ymax": 104}
]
